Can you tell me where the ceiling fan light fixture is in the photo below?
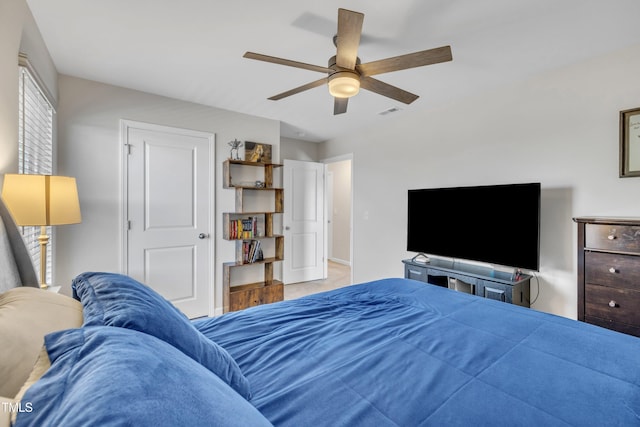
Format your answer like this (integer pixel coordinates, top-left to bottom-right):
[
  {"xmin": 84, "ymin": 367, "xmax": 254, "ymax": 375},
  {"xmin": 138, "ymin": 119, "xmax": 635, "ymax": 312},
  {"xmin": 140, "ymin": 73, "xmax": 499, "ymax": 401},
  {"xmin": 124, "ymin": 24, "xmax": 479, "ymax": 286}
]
[{"xmin": 328, "ymin": 71, "xmax": 360, "ymax": 98}]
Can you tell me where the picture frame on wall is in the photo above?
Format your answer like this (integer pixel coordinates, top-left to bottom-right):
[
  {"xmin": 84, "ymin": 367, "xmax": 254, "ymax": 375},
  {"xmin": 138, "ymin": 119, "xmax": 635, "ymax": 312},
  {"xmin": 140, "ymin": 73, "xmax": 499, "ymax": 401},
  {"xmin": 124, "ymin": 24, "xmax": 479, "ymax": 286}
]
[
  {"xmin": 620, "ymin": 107, "xmax": 640, "ymax": 178},
  {"xmin": 245, "ymin": 141, "xmax": 272, "ymax": 163}
]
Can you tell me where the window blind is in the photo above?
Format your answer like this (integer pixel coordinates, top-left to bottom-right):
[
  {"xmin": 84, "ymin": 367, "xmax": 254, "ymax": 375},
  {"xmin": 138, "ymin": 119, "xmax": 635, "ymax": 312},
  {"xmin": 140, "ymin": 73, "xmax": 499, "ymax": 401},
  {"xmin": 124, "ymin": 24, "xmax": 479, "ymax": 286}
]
[{"xmin": 18, "ymin": 65, "xmax": 54, "ymax": 284}]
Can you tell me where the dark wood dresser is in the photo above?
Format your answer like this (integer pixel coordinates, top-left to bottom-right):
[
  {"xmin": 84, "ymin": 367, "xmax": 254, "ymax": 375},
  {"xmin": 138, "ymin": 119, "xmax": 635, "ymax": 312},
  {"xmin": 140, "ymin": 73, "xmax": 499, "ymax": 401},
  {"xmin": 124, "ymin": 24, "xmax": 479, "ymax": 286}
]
[{"xmin": 574, "ymin": 217, "xmax": 640, "ymax": 337}]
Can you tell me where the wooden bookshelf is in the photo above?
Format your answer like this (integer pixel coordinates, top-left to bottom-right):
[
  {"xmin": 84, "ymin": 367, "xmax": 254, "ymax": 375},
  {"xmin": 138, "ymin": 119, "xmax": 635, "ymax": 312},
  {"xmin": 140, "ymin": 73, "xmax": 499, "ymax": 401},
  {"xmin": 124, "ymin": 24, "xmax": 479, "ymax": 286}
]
[{"xmin": 222, "ymin": 159, "xmax": 284, "ymax": 312}]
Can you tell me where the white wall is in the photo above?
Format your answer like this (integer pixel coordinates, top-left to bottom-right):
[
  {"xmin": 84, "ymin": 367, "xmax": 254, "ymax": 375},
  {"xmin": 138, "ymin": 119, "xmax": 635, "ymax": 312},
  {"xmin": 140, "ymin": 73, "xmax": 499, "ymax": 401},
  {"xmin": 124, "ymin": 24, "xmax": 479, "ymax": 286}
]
[
  {"xmin": 320, "ymin": 43, "xmax": 640, "ymax": 319},
  {"xmin": 280, "ymin": 137, "xmax": 319, "ymax": 162},
  {"xmin": 56, "ymin": 75, "xmax": 280, "ymax": 313}
]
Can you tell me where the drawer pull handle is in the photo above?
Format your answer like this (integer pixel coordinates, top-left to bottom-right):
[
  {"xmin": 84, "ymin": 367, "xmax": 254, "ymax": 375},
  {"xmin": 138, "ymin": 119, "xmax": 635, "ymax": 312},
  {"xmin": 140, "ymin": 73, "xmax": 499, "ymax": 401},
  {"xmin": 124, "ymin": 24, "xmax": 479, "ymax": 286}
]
[
  {"xmin": 609, "ymin": 267, "xmax": 617, "ymax": 274},
  {"xmin": 607, "ymin": 235, "xmax": 616, "ymax": 240},
  {"xmin": 609, "ymin": 300, "xmax": 617, "ymax": 308}
]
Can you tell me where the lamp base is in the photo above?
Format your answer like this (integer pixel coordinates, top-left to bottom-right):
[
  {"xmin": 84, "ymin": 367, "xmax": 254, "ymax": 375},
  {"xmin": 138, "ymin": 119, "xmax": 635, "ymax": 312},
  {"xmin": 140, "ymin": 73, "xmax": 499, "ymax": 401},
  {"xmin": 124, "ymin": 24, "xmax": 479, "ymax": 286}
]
[{"xmin": 38, "ymin": 226, "xmax": 49, "ymax": 289}]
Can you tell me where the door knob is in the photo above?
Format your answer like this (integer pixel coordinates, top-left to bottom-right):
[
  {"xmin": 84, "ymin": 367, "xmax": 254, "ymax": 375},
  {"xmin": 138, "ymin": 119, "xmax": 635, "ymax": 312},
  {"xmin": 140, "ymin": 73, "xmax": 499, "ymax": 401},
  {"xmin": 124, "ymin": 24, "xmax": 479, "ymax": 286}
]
[
  {"xmin": 285, "ymin": 226, "xmax": 290, "ymax": 230},
  {"xmin": 198, "ymin": 233, "xmax": 208, "ymax": 239}
]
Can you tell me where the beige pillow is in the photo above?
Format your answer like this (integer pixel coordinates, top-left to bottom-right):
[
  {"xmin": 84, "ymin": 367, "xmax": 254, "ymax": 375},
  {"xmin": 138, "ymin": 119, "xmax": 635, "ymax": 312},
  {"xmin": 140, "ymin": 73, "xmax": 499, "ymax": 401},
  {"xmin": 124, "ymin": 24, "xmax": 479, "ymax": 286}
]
[
  {"xmin": 10, "ymin": 345, "xmax": 51, "ymax": 425},
  {"xmin": 0, "ymin": 287, "xmax": 82, "ymax": 398},
  {"xmin": 0, "ymin": 396, "xmax": 15, "ymax": 427}
]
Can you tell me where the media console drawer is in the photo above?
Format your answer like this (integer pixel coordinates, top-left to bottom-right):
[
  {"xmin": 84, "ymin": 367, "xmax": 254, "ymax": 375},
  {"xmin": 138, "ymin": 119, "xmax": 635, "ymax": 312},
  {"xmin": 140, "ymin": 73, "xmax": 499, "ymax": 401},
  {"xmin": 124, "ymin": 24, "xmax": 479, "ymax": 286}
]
[
  {"xmin": 575, "ymin": 217, "xmax": 640, "ymax": 337},
  {"xmin": 404, "ymin": 263, "xmax": 428, "ymax": 282}
]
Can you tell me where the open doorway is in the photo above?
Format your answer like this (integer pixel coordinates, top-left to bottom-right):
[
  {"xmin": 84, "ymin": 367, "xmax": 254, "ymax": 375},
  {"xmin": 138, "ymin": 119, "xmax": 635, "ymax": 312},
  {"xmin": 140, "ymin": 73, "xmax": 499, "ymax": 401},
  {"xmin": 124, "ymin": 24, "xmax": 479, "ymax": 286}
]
[
  {"xmin": 325, "ymin": 157, "xmax": 352, "ymax": 268},
  {"xmin": 323, "ymin": 155, "xmax": 353, "ymax": 289}
]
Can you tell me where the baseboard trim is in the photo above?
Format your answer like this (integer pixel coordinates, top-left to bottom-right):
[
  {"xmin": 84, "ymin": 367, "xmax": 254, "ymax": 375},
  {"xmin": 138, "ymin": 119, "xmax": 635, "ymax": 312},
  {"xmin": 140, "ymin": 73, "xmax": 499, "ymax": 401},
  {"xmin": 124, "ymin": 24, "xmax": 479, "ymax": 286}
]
[{"xmin": 328, "ymin": 258, "xmax": 351, "ymax": 267}]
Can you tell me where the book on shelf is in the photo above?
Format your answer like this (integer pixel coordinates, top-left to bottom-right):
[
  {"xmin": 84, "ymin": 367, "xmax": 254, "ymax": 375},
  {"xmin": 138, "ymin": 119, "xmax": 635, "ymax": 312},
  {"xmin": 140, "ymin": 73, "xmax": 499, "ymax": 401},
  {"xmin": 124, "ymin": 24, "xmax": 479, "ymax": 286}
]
[
  {"xmin": 230, "ymin": 216, "xmax": 259, "ymax": 240},
  {"xmin": 242, "ymin": 239, "xmax": 263, "ymax": 264}
]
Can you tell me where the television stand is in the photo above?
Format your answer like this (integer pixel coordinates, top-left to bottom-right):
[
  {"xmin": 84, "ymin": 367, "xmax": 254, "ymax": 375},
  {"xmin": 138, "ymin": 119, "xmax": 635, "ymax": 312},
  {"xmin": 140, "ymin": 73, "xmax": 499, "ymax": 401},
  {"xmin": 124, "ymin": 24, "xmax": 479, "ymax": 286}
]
[{"xmin": 402, "ymin": 258, "xmax": 531, "ymax": 307}]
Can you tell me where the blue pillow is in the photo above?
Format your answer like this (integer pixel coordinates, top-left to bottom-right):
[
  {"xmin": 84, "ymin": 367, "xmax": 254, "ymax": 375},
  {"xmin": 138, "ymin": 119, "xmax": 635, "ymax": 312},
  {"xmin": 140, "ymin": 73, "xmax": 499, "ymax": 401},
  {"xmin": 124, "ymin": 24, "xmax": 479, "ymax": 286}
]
[
  {"xmin": 14, "ymin": 327, "xmax": 272, "ymax": 427},
  {"xmin": 71, "ymin": 272, "xmax": 251, "ymax": 399}
]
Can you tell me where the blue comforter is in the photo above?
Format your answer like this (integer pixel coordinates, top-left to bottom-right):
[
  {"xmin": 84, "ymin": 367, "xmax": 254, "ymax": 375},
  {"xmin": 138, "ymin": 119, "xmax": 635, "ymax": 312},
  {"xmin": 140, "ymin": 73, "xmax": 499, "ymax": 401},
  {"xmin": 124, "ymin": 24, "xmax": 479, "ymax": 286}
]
[{"xmin": 194, "ymin": 278, "xmax": 640, "ymax": 426}]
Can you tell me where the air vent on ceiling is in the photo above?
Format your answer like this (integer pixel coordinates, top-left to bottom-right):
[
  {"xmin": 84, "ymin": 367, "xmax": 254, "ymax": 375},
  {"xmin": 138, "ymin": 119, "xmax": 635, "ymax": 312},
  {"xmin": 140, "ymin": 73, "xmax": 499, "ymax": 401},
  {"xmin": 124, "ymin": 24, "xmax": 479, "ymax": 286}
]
[{"xmin": 379, "ymin": 107, "xmax": 402, "ymax": 116}]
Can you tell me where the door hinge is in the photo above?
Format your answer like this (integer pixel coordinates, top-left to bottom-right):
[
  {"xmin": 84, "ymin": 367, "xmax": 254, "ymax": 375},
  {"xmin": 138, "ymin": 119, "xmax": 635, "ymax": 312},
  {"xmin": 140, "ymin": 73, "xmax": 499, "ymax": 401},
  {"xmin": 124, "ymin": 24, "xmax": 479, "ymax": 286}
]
[{"xmin": 127, "ymin": 220, "xmax": 132, "ymax": 230}]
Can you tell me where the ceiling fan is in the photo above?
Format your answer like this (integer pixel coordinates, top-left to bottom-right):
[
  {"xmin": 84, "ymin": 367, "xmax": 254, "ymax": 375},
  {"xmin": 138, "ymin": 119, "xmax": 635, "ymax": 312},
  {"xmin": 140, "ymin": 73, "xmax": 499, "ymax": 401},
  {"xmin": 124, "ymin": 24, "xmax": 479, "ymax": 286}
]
[{"xmin": 243, "ymin": 8, "xmax": 452, "ymax": 115}]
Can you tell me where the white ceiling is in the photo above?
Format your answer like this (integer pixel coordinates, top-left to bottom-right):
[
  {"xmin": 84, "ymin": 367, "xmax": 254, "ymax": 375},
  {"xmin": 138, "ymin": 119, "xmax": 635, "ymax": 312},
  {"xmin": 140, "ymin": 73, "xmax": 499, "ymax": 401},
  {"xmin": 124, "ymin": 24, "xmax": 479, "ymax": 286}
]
[{"xmin": 26, "ymin": 0, "xmax": 640, "ymax": 142}]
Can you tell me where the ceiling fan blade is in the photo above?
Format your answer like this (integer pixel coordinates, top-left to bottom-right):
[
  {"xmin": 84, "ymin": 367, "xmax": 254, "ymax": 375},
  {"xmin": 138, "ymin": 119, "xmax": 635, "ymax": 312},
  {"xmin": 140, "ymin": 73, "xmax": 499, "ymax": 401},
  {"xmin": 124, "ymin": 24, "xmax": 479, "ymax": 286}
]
[
  {"xmin": 360, "ymin": 76, "xmax": 419, "ymax": 104},
  {"xmin": 244, "ymin": 52, "xmax": 332, "ymax": 74},
  {"xmin": 268, "ymin": 77, "xmax": 327, "ymax": 101},
  {"xmin": 334, "ymin": 97, "xmax": 348, "ymax": 115},
  {"xmin": 357, "ymin": 45, "xmax": 452, "ymax": 77},
  {"xmin": 335, "ymin": 8, "xmax": 364, "ymax": 70}
]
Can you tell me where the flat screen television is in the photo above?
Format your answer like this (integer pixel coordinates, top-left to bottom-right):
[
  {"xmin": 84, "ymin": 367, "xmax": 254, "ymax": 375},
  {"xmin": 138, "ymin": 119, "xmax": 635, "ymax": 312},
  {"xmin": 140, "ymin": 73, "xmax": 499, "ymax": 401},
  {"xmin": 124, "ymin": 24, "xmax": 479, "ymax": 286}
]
[{"xmin": 407, "ymin": 182, "xmax": 540, "ymax": 271}]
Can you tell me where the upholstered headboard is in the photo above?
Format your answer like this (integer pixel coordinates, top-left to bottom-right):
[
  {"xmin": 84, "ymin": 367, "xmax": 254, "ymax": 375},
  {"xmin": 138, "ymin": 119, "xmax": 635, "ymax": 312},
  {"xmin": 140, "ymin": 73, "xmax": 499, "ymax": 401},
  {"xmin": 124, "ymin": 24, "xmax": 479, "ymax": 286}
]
[{"xmin": 0, "ymin": 197, "xmax": 38, "ymax": 291}]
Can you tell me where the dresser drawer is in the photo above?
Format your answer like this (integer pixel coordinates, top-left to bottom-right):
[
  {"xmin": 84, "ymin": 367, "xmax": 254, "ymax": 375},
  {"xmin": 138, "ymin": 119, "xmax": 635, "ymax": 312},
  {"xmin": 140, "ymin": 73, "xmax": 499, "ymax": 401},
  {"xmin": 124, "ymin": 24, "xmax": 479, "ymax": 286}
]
[
  {"xmin": 585, "ymin": 284, "xmax": 640, "ymax": 328},
  {"xmin": 585, "ymin": 223, "xmax": 640, "ymax": 253},
  {"xmin": 584, "ymin": 252, "xmax": 640, "ymax": 291}
]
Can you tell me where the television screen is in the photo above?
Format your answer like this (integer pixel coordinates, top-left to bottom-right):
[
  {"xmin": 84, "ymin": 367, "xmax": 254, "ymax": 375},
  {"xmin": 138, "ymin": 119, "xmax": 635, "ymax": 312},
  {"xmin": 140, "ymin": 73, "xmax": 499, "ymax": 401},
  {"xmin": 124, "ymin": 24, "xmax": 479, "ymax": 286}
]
[{"xmin": 407, "ymin": 183, "xmax": 540, "ymax": 271}]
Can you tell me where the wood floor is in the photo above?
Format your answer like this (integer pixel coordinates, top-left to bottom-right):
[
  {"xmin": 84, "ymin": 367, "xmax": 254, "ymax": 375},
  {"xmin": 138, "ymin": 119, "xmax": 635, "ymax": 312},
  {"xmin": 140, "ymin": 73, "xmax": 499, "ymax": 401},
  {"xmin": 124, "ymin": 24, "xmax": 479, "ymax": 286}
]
[{"xmin": 284, "ymin": 261, "xmax": 352, "ymax": 300}]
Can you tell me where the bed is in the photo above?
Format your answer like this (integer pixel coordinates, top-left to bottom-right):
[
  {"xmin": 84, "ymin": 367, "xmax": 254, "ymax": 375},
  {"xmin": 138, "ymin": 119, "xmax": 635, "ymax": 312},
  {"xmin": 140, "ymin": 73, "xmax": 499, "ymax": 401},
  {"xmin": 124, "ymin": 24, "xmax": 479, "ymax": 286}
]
[{"xmin": 3, "ymin": 272, "xmax": 640, "ymax": 426}]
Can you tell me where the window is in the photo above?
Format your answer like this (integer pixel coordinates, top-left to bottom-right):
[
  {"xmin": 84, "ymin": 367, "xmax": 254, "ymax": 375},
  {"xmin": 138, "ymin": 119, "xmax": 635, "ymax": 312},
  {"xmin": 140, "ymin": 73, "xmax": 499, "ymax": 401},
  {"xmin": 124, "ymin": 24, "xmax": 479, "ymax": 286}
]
[{"xmin": 18, "ymin": 56, "xmax": 55, "ymax": 284}]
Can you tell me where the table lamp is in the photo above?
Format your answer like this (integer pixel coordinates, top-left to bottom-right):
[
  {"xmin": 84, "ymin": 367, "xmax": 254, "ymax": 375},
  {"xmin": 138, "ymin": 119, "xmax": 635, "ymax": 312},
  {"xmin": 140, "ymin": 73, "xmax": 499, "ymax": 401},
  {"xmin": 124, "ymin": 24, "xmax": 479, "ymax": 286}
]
[{"xmin": 1, "ymin": 174, "xmax": 81, "ymax": 289}]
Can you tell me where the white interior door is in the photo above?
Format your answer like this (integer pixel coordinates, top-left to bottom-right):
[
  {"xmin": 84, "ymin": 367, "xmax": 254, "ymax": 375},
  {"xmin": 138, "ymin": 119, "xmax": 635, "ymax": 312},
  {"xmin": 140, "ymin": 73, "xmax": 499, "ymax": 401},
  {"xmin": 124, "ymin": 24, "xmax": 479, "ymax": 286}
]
[
  {"xmin": 124, "ymin": 121, "xmax": 213, "ymax": 318},
  {"xmin": 283, "ymin": 159, "xmax": 325, "ymax": 284}
]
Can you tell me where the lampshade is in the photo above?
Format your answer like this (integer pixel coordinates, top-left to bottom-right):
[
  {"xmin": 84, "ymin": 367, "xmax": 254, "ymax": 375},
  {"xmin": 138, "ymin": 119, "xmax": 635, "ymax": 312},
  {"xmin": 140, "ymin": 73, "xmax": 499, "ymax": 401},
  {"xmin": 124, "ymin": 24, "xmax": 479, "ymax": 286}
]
[
  {"xmin": 328, "ymin": 71, "xmax": 360, "ymax": 98},
  {"xmin": 1, "ymin": 174, "xmax": 81, "ymax": 226}
]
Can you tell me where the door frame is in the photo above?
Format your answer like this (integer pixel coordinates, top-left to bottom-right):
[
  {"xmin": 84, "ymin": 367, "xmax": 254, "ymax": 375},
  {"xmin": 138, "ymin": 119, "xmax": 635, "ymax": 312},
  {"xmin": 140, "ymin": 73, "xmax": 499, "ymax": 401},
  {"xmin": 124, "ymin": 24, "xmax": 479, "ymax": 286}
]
[
  {"xmin": 321, "ymin": 153, "xmax": 354, "ymax": 283},
  {"xmin": 119, "ymin": 119, "xmax": 216, "ymax": 315}
]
